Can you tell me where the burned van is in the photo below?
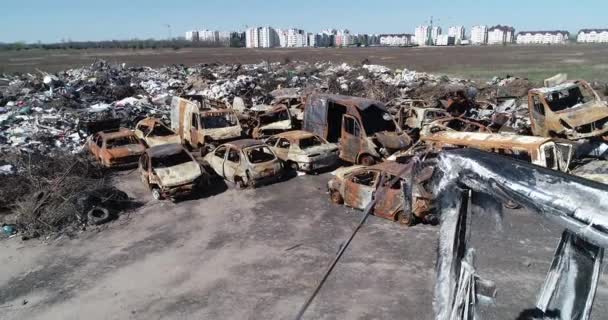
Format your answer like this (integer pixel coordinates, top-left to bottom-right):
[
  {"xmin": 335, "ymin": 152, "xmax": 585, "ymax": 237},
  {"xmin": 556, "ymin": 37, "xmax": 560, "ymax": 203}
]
[{"xmin": 303, "ymin": 94, "xmax": 412, "ymax": 165}]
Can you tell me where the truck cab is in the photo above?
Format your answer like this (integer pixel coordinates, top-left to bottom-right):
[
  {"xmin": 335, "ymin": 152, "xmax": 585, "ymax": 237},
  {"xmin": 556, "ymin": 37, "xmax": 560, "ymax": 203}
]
[{"xmin": 171, "ymin": 96, "xmax": 242, "ymax": 152}]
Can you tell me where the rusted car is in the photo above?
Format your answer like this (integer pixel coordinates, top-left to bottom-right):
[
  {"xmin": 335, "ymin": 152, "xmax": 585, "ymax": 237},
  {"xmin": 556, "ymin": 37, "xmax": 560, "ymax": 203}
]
[
  {"xmin": 251, "ymin": 105, "xmax": 297, "ymax": 139},
  {"xmin": 327, "ymin": 161, "xmax": 435, "ymax": 226},
  {"xmin": 397, "ymin": 106, "xmax": 449, "ymax": 133},
  {"xmin": 88, "ymin": 128, "xmax": 145, "ymax": 168},
  {"xmin": 134, "ymin": 117, "xmax": 181, "ymax": 147},
  {"xmin": 138, "ymin": 144, "xmax": 209, "ymax": 200},
  {"xmin": 390, "ymin": 131, "xmax": 574, "ymax": 173},
  {"xmin": 303, "ymin": 94, "xmax": 412, "ymax": 165},
  {"xmin": 171, "ymin": 95, "xmax": 242, "ymax": 152},
  {"xmin": 265, "ymin": 130, "xmax": 339, "ymax": 172},
  {"xmin": 419, "ymin": 116, "xmax": 492, "ymax": 136},
  {"xmin": 203, "ymin": 139, "xmax": 283, "ymax": 188},
  {"xmin": 528, "ymin": 80, "xmax": 608, "ymax": 140}
]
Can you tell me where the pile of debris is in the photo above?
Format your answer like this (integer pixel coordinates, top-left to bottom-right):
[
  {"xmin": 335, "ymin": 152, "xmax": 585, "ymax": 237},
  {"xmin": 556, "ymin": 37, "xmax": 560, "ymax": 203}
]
[{"xmin": 0, "ymin": 151, "xmax": 139, "ymax": 239}]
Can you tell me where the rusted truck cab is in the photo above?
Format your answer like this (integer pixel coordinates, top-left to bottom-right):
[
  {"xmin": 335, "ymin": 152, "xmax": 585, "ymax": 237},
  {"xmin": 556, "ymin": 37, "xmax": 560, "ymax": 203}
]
[
  {"xmin": 528, "ymin": 80, "xmax": 608, "ymax": 140},
  {"xmin": 88, "ymin": 129, "xmax": 146, "ymax": 168},
  {"xmin": 171, "ymin": 96, "xmax": 242, "ymax": 152},
  {"xmin": 303, "ymin": 94, "xmax": 411, "ymax": 166}
]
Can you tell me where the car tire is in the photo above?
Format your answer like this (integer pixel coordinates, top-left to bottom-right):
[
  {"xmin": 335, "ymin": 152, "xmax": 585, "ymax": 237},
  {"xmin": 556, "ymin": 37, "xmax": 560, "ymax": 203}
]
[
  {"xmin": 503, "ymin": 200, "xmax": 521, "ymax": 210},
  {"xmin": 359, "ymin": 155, "xmax": 375, "ymax": 166},
  {"xmin": 87, "ymin": 207, "xmax": 111, "ymax": 225},
  {"xmin": 289, "ymin": 162, "xmax": 299, "ymax": 171},
  {"xmin": 152, "ymin": 187, "xmax": 163, "ymax": 200},
  {"xmin": 396, "ymin": 210, "xmax": 415, "ymax": 226},
  {"xmin": 330, "ymin": 190, "xmax": 344, "ymax": 204}
]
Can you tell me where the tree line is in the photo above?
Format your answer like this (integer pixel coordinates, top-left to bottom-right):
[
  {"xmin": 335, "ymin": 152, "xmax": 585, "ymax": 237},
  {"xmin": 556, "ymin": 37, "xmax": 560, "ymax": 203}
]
[{"xmin": 0, "ymin": 38, "xmax": 245, "ymax": 51}]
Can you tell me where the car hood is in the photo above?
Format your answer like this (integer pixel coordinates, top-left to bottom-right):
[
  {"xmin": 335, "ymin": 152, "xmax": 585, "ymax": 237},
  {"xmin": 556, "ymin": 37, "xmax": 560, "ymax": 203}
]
[
  {"xmin": 107, "ymin": 144, "xmax": 145, "ymax": 158},
  {"xmin": 294, "ymin": 143, "xmax": 338, "ymax": 157},
  {"xmin": 154, "ymin": 161, "xmax": 202, "ymax": 187},
  {"xmin": 203, "ymin": 126, "xmax": 242, "ymax": 141},
  {"xmin": 374, "ymin": 131, "xmax": 412, "ymax": 150},
  {"xmin": 557, "ymin": 101, "xmax": 608, "ymax": 127},
  {"xmin": 145, "ymin": 135, "xmax": 181, "ymax": 147}
]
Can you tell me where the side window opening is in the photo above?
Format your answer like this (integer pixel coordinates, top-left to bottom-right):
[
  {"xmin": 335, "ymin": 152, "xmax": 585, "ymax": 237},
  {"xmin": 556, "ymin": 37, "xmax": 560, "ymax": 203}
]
[
  {"xmin": 532, "ymin": 95, "xmax": 545, "ymax": 116},
  {"xmin": 344, "ymin": 116, "xmax": 361, "ymax": 137},
  {"xmin": 191, "ymin": 114, "xmax": 199, "ymax": 129},
  {"xmin": 96, "ymin": 136, "xmax": 103, "ymax": 147},
  {"xmin": 544, "ymin": 145, "xmax": 557, "ymax": 169},
  {"xmin": 215, "ymin": 146, "xmax": 227, "ymax": 159},
  {"xmin": 141, "ymin": 155, "xmax": 149, "ymax": 170},
  {"xmin": 227, "ymin": 149, "xmax": 240, "ymax": 163},
  {"xmin": 278, "ymin": 138, "xmax": 291, "ymax": 148},
  {"xmin": 351, "ymin": 170, "xmax": 377, "ymax": 187}
]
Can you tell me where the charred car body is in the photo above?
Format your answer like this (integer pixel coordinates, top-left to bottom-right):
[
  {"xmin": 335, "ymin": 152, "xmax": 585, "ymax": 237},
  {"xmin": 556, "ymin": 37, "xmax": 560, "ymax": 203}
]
[
  {"xmin": 88, "ymin": 128, "xmax": 146, "ymax": 168},
  {"xmin": 303, "ymin": 94, "xmax": 412, "ymax": 165},
  {"xmin": 265, "ymin": 130, "xmax": 339, "ymax": 172},
  {"xmin": 134, "ymin": 117, "xmax": 181, "ymax": 147},
  {"xmin": 171, "ymin": 95, "xmax": 242, "ymax": 152},
  {"xmin": 138, "ymin": 144, "xmax": 208, "ymax": 200},
  {"xmin": 203, "ymin": 139, "xmax": 283, "ymax": 188},
  {"xmin": 528, "ymin": 80, "xmax": 608, "ymax": 140},
  {"xmin": 328, "ymin": 161, "xmax": 436, "ymax": 226}
]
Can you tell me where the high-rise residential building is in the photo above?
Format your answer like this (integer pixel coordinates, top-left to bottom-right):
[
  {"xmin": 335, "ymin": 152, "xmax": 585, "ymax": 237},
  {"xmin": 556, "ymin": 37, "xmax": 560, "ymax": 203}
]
[
  {"xmin": 218, "ymin": 31, "xmax": 231, "ymax": 45},
  {"xmin": 431, "ymin": 26, "xmax": 442, "ymax": 45},
  {"xmin": 335, "ymin": 29, "xmax": 352, "ymax": 47},
  {"xmin": 246, "ymin": 26, "xmax": 279, "ymax": 48},
  {"xmin": 448, "ymin": 26, "xmax": 466, "ymax": 43},
  {"xmin": 245, "ymin": 27, "xmax": 259, "ymax": 48},
  {"xmin": 287, "ymin": 28, "xmax": 307, "ymax": 47},
  {"xmin": 577, "ymin": 29, "xmax": 608, "ymax": 43},
  {"xmin": 487, "ymin": 25, "xmax": 515, "ymax": 45},
  {"xmin": 185, "ymin": 30, "xmax": 199, "ymax": 41},
  {"xmin": 470, "ymin": 25, "xmax": 488, "ymax": 45},
  {"xmin": 415, "ymin": 25, "xmax": 431, "ymax": 46},
  {"xmin": 276, "ymin": 29, "xmax": 288, "ymax": 47},
  {"xmin": 199, "ymin": 30, "xmax": 219, "ymax": 43}
]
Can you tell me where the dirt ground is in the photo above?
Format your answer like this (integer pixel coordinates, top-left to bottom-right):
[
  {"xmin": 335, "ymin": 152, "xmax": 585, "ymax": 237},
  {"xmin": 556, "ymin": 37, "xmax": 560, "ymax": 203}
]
[
  {"xmin": 1, "ymin": 170, "xmax": 607, "ymax": 319},
  {"xmin": 2, "ymin": 45, "xmax": 608, "ymax": 82}
]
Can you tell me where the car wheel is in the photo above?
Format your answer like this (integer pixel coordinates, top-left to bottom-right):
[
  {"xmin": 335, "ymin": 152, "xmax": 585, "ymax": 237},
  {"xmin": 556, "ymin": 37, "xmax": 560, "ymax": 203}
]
[
  {"xmin": 289, "ymin": 162, "xmax": 299, "ymax": 171},
  {"xmin": 359, "ymin": 155, "xmax": 375, "ymax": 166},
  {"xmin": 152, "ymin": 187, "xmax": 163, "ymax": 200},
  {"xmin": 503, "ymin": 200, "xmax": 521, "ymax": 210},
  {"xmin": 396, "ymin": 210, "xmax": 415, "ymax": 226},
  {"xmin": 330, "ymin": 190, "xmax": 344, "ymax": 204}
]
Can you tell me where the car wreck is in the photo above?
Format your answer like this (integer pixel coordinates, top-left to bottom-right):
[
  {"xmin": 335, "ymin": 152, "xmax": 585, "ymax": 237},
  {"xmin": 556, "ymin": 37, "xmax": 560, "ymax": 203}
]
[
  {"xmin": 88, "ymin": 128, "xmax": 145, "ymax": 168},
  {"xmin": 171, "ymin": 95, "xmax": 242, "ymax": 152},
  {"xmin": 251, "ymin": 104, "xmax": 297, "ymax": 139},
  {"xmin": 327, "ymin": 160, "xmax": 436, "ymax": 225},
  {"xmin": 203, "ymin": 139, "xmax": 283, "ymax": 188},
  {"xmin": 396, "ymin": 104, "xmax": 450, "ymax": 135},
  {"xmin": 138, "ymin": 144, "xmax": 208, "ymax": 200},
  {"xmin": 432, "ymin": 148, "xmax": 608, "ymax": 320},
  {"xmin": 528, "ymin": 80, "xmax": 608, "ymax": 140},
  {"xmin": 134, "ymin": 117, "xmax": 181, "ymax": 147},
  {"xmin": 265, "ymin": 130, "xmax": 339, "ymax": 172},
  {"xmin": 303, "ymin": 94, "xmax": 412, "ymax": 165}
]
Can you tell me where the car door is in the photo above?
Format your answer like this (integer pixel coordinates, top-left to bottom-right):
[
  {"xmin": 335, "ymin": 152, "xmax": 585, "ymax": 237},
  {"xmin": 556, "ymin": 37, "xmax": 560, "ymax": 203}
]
[
  {"xmin": 340, "ymin": 115, "xmax": 362, "ymax": 163},
  {"xmin": 223, "ymin": 147, "xmax": 241, "ymax": 182},
  {"xmin": 274, "ymin": 138, "xmax": 291, "ymax": 161},
  {"xmin": 529, "ymin": 94, "xmax": 547, "ymax": 136},
  {"xmin": 190, "ymin": 113, "xmax": 201, "ymax": 146},
  {"xmin": 343, "ymin": 169, "xmax": 379, "ymax": 210},
  {"xmin": 209, "ymin": 145, "xmax": 228, "ymax": 177},
  {"xmin": 139, "ymin": 154, "xmax": 150, "ymax": 184},
  {"xmin": 373, "ymin": 174, "xmax": 404, "ymax": 219}
]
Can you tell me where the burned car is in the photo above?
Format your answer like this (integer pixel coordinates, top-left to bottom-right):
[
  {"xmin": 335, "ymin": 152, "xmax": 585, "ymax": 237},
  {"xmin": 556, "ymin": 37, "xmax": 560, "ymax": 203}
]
[
  {"xmin": 88, "ymin": 128, "xmax": 145, "ymax": 168},
  {"xmin": 303, "ymin": 94, "xmax": 412, "ymax": 165},
  {"xmin": 396, "ymin": 104, "xmax": 449, "ymax": 134},
  {"xmin": 265, "ymin": 130, "xmax": 339, "ymax": 172},
  {"xmin": 327, "ymin": 161, "xmax": 435, "ymax": 226},
  {"xmin": 134, "ymin": 117, "xmax": 181, "ymax": 147},
  {"xmin": 203, "ymin": 139, "xmax": 283, "ymax": 188},
  {"xmin": 528, "ymin": 80, "xmax": 608, "ymax": 140},
  {"xmin": 251, "ymin": 105, "xmax": 297, "ymax": 139},
  {"xmin": 138, "ymin": 144, "xmax": 208, "ymax": 200}
]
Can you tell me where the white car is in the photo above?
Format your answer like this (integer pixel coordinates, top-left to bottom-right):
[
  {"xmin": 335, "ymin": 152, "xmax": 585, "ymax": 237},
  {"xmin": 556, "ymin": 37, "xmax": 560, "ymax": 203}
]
[{"xmin": 265, "ymin": 130, "xmax": 339, "ymax": 172}]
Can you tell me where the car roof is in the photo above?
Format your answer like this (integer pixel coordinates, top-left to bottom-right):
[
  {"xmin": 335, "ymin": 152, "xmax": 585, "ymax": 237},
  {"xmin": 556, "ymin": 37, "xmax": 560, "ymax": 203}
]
[
  {"xmin": 224, "ymin": 139, "xmax": 265, "ymax": 149},
  {"xmin": 273, "ymin": 130, "xmax": 316, "ymax": 141},
  {"xmin": 98, "ymin": 128, "xmax": 135, "ymax": 139},
  {"xmin": 146, "ymin": 143, "xmax": 186, "ymax": 158}
]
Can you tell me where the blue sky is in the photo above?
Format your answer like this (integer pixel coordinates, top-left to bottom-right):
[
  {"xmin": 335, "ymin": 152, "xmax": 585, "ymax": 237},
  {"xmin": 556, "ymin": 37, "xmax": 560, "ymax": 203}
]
[{"xmin": 1, "ymin": 0, "xmax": 607, "ymax": 43}]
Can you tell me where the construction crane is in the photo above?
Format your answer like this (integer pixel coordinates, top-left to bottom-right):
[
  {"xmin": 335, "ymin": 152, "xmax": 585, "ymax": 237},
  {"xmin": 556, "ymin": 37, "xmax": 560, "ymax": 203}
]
[{"xmin": 164, "ymin": 24, "xmax": 172, "ymax": 40}]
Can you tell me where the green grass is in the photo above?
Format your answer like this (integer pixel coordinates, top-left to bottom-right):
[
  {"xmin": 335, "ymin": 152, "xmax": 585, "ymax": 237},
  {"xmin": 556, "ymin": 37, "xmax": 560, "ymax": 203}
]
[{"xmin": 442, "ymin": 64, "xmax": 607, "ymax": 84}]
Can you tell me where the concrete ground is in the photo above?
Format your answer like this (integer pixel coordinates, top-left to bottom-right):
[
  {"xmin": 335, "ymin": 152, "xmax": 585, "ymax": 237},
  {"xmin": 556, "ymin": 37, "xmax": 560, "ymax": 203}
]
[{"xmin": 0, "ymin": 170, "xmax": 607, "ymax": 319}]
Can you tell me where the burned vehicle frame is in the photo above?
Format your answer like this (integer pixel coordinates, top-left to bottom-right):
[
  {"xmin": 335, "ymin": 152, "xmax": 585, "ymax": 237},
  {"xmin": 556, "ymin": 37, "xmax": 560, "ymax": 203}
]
[
  {"xmin": 303, "ymin": 94, "xmax": 412, "ymax": 165},
  {"xmin": 432, "ymin": 148, "xmax": 608, "ymax": 320},
  {"xmin": 134, "ymin": 117, "xmax": 181, "ymax": 147},
  {"xmin": 265, "ymin": 130, "xmax": 339, "ymax": 173},
  {"xmin": 327, "ymin": 160, "xmax": 436, "ymax": 225},
  {"xmin": 88, "ymin": 128, "xmax": 146, "ymax": 168},
  {"xmin": 528, "ymin": 80, "xmax": 608, "ymax": 140}
]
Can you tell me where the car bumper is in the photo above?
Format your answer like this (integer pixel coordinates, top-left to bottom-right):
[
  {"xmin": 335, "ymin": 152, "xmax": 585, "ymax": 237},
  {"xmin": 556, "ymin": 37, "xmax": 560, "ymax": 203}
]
[
  {"xmin": 161, "ymin": 183, "xmax": 196, "ymax": 198},
  {"xmin": 250, "ymin": 171, "xmax": 283, "ymax": 187},
  {"xmin": 299, "ymin": 154, "xmax": 339, "ymax": 172}
]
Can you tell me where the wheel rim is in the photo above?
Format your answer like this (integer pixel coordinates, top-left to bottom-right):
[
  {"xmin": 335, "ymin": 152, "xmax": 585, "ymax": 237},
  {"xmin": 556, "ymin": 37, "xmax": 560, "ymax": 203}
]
[
  {"xmin": 152, "ymin": 189, "xmax": 161, "ymax": 200},
  {"xmin": 360, "ymin": 156, "xmax": 374, "ymax": 166}
]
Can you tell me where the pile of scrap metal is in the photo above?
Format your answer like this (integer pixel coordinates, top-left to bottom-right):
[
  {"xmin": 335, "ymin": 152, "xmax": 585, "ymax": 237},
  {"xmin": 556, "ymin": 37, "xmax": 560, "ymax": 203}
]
[{"xmin": 432, "ymin": 148, "xmax": 608, "ymax": 320}]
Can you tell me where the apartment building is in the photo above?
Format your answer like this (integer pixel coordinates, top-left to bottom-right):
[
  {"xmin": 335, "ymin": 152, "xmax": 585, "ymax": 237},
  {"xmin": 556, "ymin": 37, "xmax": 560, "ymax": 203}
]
[
  {"xmin": 431, "ymin": 26, "xmax": 442, "ymax": 45},
  {"xmin": 379, "ymin": 34, "xmax": 412, "ymax": 46},
  {"xmin": 487, "ymin": 25, "xmax": 515, "ymax": 45},
  {"xmin": 287, "ymin": 28, "xmax": 307, "ymax": 47},
  {"xmin": 435, "ymin": 35, "xmax": 455, "ymax": 46},
  {"xmin": 516, "ymin": 31, "xmax": 569, "ymax": 45},
  {"xmin": 415, "ymin": 25, "xmax": 431, "ymax": 46},
  {"xmin": 470, "ymin": 25, "xmax": 488, "ymax": 45},
  {"xmin": 578, "ymin": 29, "xmax": 608, "ymax": 43},
  {"xmin": 448, "ymin": 26, "xmax": 466, "ymax": 43},
  {"xmin": 335, "ymin": 29, "xmax": 353, "ymax": 47},
  {"xmin": 199, "ymin": 30, "xmax": 219, "ymax": 43}
]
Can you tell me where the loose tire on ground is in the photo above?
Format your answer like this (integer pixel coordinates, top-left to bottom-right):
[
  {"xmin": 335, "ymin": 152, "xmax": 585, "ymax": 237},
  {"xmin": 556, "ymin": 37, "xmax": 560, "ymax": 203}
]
[{"xmin": 87, "ymin": 207, "xmax": 111, "ymax": 225}]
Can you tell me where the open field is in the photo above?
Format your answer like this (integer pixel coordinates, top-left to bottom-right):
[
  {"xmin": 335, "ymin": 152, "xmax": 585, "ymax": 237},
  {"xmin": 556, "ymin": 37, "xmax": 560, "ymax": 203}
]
[
  {"xmin": 2, "ymin": 45, "xmax": 608, "ymax": 82},
  {"xmin": 1, "ymin": 170, "xmax": 608, "ymax": 319}
]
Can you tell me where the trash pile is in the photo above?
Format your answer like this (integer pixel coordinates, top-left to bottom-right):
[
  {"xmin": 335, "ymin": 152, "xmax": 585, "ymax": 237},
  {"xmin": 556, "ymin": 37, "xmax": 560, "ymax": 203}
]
[
  {"xmin": 0, "ymin": 151, "xmax": 140, "ymax": 239},
  {"xmin": 1, "ymin": 59, "xmax": 518, "ymax": 156}
]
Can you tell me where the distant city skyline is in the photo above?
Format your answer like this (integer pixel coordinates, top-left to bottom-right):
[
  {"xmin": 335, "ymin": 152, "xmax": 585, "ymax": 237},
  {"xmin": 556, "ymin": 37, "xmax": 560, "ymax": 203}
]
[{"xmin": 2, "ymin": 0, "xmax": 608, "ymax": 43}]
